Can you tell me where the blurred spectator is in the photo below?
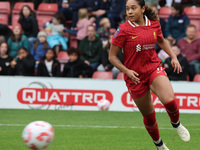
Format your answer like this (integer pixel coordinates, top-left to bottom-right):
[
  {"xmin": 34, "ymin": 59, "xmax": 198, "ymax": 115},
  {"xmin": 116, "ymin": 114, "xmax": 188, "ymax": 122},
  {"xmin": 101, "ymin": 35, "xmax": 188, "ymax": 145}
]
[
  {"xmin": 9, "ymin": 47, "xmax": 35, "ymax": 76},
  {"xmin": 145, "ymin": 0, "xmax": 158, "ymax": 5},
  {"xmin": 165, "ymin": 3, "xmax": 190, "ymax": 42},
  {"xmin": 18, "ymin": 5, "xmax": 39, "ymax": 49},
  {"xmin": 30, "ymin": 31, "xmax": 50, "ymax": 67},
  {"xmin": 164, "ymin": 45, "xmax": 188, "ymax": 81},
  {"xmin": 64, "ymin": 8, "xmax": 95, "ymax": 41},
  {"xmin": 37, "ymin": 49, "xmax": 60, "ymax": 77},
  {"xmin": 158, "ymin": 38, "xmax": 171, "ymax": 63},
  {"xmin": 0, "ymin": 42, "xmax": 13, "ymax": 75},
  {"xmin": 97, "ymin": 34, "xmax": 122, "ymax": 78},
  {"xmin": 34, "ymin": 0, "xmax": 59, "ymax": 10},
  {"xmin": 166, "ymin": 0, "xmax": 181, "ymax": 6},
  {"xmin": 7, "ymin": 24, "xmax": 29, "ymax": 58},
  {"xmin": 0, "ymin": 24, "xmax": 12, "ymax": 41},
  {"xmin": 150, "ymin": 4, "xmax": 166, "ymax": 38},
  {"xmin": 62, "ymin": 47, "xmax": 93, "ymax": 78},
  {"xmin": 92, "ymin": 0, "xmax": 126, "ymax": 28},
  {"xmin": 97, "ymin": 17, "xmax": 111, "ymax": 47},
  {"xmin": 85, "ymin": 0, "xmax": 103, "ymax": 12},
  {"xmin": 177, "ymin": 24, "xmax": 200, "ymax": 80},
  {"xmin": 57, "ymin": 0, "xmax": 85, "ymax": 27},
  {"xmin": 79, "ymin": 25, "xmax": 102, "ymax": 71},
  {"xmin": 45, "ymin": 13, "xmax": 68, "ymax": 52}
]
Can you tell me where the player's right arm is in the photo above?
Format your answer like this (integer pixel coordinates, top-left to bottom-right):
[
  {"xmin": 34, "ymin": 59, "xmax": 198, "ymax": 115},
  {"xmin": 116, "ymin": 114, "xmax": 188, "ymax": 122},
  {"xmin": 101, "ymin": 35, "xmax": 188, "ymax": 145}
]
[{"xmin": 109, "ymin": 44, "xmax": 140, "ymax": 84}]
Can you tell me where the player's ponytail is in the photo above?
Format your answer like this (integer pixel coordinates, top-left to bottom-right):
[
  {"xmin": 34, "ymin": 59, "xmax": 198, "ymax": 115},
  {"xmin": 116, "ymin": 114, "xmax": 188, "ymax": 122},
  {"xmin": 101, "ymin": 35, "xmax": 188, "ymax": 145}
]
[{"xmin": 144, "ymin": 5, "xmax": 159, "ymax": 21}]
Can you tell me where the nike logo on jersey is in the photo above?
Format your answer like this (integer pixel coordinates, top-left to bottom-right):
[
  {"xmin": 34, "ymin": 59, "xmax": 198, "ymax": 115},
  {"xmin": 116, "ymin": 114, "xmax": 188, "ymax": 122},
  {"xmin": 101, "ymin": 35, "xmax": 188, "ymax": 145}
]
[
  {"xmin": 157, "ymin": 71, "xmax": 162, "ymax": 74},
  {"xmin": 132, "ymin": 36, "xmax": 138, "ymax": 40}
]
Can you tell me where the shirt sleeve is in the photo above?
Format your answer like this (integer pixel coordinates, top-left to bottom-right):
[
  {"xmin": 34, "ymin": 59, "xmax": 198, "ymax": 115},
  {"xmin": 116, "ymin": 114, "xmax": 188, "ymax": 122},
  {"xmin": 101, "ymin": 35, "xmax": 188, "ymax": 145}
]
[
  {"xmin": 111, "ymin": 27, "xmax": 126, "ymax": 48},
  {"xmin": 157, "ymin": 21, "xmax": 163, "ymax": 39}
]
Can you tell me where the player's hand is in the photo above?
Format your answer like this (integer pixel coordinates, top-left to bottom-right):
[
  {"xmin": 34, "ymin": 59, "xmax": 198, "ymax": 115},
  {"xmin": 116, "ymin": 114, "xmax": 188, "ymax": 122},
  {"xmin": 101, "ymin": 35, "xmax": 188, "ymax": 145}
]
[
  {"xmin": 171, "ymin": 57, "xmax": 182, "ymax": 74},
  {"xmin": 125, "ymin": 69, "xmax": 140, "ymax": 84}
]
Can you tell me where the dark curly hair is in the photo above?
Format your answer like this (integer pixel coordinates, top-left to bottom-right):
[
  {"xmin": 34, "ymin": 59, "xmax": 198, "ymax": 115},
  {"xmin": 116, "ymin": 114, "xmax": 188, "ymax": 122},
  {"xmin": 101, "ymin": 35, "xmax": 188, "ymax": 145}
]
[{"xmin": 67, "ymin": 47, "xmax": 81, "ymax": 57}]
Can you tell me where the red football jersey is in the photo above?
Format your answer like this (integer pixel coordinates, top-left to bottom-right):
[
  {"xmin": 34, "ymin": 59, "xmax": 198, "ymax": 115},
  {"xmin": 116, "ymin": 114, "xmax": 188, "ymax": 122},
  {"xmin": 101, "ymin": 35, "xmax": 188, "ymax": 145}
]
[{"xmin": 112, "ymin": 16, "xmax": 163, "ymax": 84}]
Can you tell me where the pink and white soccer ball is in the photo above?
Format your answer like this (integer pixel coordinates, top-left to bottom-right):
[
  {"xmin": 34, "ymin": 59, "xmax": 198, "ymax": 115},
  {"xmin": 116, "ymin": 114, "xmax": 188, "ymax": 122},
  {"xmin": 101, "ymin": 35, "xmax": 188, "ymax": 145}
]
[
  {"xmin": 97, "ymin": 99, "xmax": 111, "ymax": 110},
  {"xmin": 22, "ymin": 121, "xmax": 54, "ymax": 149}
]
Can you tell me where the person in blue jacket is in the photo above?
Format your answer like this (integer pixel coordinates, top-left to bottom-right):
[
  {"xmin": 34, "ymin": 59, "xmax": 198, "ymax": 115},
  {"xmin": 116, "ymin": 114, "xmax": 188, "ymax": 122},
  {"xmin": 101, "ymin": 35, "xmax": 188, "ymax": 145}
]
[
  {"xmin": 165, "ymin": 3, "xmax": 190, "ymax": 42},
  {"xmin": 30, "ymin": 31, "xmax": 50, "ymax": 67}
]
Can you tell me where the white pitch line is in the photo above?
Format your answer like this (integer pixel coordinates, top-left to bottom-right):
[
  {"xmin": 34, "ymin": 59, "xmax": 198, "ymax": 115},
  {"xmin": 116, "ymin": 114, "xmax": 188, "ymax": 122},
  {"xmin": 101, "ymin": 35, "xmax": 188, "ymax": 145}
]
[{"xmin": 0, "ymin": 124, "xmax": 199, "ymax": 131}]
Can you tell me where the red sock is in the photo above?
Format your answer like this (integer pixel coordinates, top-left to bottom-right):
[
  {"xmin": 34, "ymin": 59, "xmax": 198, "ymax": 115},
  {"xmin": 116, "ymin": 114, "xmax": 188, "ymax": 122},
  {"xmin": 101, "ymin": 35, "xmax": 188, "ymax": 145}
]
[
  {"xmin": 164, "ymin": 99, "xmax": 179, "ymax": 123},
  {"xmin": 143, "ymin": 111, "xmax": 160, "ymax": 141}
]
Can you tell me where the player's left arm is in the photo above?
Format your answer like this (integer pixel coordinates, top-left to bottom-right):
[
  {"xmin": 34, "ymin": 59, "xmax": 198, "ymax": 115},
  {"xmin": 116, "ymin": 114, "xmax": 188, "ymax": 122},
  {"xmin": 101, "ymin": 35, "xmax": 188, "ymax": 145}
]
[{"xmin": 157, "ymin": 37, "xmax": 182, "ymax": 74}]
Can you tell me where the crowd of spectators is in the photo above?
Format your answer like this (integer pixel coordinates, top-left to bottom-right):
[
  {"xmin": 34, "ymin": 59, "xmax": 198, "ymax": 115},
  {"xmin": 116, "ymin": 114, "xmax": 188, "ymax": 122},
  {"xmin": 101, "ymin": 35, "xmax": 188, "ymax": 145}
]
[{"xmin": 0, "ymin": 0, "xmax": 200, "ymax": 81}]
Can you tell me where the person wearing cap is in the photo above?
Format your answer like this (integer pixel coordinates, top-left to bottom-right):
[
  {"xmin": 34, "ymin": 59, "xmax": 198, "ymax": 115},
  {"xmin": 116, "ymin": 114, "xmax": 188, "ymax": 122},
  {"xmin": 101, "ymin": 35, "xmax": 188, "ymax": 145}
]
[
  {"xmin": 7, "ymin": 23, "xmax": 29, "ymax": 58},
  {"xmin": 30, "ymin": 31, "xmax": 50, "ymax": 67}
]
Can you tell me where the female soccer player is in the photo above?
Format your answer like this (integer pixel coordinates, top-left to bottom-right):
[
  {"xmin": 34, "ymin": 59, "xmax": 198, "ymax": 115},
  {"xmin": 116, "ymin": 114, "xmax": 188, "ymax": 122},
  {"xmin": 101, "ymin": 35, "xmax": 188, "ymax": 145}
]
[{"xmin": 109, "ymin": 0, "xmax": 190, "ymax": 149}]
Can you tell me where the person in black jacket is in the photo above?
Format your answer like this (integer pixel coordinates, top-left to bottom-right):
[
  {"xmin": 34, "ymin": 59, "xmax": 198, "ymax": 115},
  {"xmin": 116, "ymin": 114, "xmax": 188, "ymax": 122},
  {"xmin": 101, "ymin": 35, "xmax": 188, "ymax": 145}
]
[
  {"xmin": 0, "ymin": 24, "xmax": 12, "ymax": 41},
  {"xmin": 9, "ymin": 47, "xmax": 35, "ymax": 76},
  {"xmin": 62, "ymin": 47, "xmax": 93, "ymax": 78},
  {"xmin": 18, "ymin": 5, "xmax": 39, "ymax": 49},
  {"xmin": 164, "ymin": 45, "xmax": 189, "ymax": 81},
  {"xmin": 37, "ymin": 49, "xmax": 61, "ymax": 77},
  {"xmin": 0, "ymin": 42, "xmax": 13, "ymax": 75}
]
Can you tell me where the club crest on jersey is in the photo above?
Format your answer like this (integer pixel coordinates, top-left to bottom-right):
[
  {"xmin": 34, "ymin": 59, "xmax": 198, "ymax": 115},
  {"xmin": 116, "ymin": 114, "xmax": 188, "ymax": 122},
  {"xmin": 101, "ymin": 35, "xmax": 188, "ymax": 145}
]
[
  {"xmin": 136, "ymin": 44, "xmax": 141, "ymax": 52},
  {"xmin": 114, "ymin": 28, "xmax": 121, "ymax": 37},
  {"xmin": 153, "ymin": 32, "xmax": 156, "ymax": 39}
]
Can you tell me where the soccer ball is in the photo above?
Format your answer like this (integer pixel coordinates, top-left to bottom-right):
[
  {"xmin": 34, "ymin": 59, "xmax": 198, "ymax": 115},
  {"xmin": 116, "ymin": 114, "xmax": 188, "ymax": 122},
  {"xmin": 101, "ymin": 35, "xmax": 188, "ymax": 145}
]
[
  {"xmin": 97, "ymin": 99, "xmax": 111, "ymax": 110},
  {"xmin": 22, "ymin": 121, "xmax": 54, "ymax": 150}
]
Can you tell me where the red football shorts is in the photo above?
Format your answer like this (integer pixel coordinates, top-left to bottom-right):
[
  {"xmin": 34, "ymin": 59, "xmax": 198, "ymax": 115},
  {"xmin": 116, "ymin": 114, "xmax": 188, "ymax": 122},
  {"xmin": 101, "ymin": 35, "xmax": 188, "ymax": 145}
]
[{"xmin": 127, "ymin": 67, "xmax": 167, "ymax": 99}]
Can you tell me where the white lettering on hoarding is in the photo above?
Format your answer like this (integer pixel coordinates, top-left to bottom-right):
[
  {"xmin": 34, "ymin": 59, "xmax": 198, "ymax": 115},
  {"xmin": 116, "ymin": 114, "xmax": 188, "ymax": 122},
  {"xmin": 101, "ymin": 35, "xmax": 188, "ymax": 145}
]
[
  {"xmin": 22, "ymin": 90, "xmax": 36, "ymax": 104},
  {"xmin": 94, "ymin": 93, "xmax": 106, "ymax": 103},
  {"xmin": 60, "ymin": 92, "xmax": 70, "ymax": 102},
  {"xmin": 49, "ymin": 92, "xmax": 61, "ymax": 102},
  {"xmin": 187, "ymin": 96, "xmax": 198, "ymax": 107},
  {"xmin": 83, "ymin": 93, "xmax": 93, "ymax": 103},
  {"xmin": 71, "ymin": 92, "xmax": 82, "ymax": 103}
]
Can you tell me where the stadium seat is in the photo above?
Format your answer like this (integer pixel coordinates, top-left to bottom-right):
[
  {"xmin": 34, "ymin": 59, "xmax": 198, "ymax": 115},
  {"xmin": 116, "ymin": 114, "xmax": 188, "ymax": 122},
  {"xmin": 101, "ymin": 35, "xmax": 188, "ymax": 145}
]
[
  {"xmin": 57, "ymin": 51, "xmax": 69, "ymax": 63},
  {"xmin": 57, "ymin": 51, "xmax": 69, "ymax": 72},
  {"xmin": 159, "ymin": 6, "xmax": 172, "ymax": 21},
  {"xmin": 70, "ymin": 35, "xmax": 78, "ymax": 48},
  {"xmin": 184, "ymin": 7, "xmax": 200, "ymax": 31},
  {"xmin": 184, "ymin": 7, "xmax": 200, "ymax": 19},
  {"xmin": 12, "ymin": 2, "xmax": 34, "ymax": 25},
  {"xmin": 190, "ymin": 20, "xmax": 200, "ymax": 31},
  {"xmin": 193, "ymin": 74, "xmax": 200, "ymax": 82},
  {"xmin": 92, "ymin": 71, "xmax": 113, "ymax": 79},
  {"xmin": 197, "ymin": 31, "xmax": 200, "ymax": 38},
  {"xmin": 116, "ymin": 72, "xmax": 124, "ymax": 80},
  {"xmin": 0, "ymin": 1, "xmax": 10, "ymax": 25},
  {"xmin": 36, "ymin": 3, "xmax": 58, "ymax": 30}
]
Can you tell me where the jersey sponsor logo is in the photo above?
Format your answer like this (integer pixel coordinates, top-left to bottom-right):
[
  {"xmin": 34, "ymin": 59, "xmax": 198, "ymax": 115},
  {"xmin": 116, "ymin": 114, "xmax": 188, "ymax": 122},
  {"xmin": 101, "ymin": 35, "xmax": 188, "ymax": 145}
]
[
  {"xmin": 136, "ymin": 44, "xmax": 141, "ymax": 52},
  {"xmin": 143, "ymin": 44, "xmax": 155, "ymax": 50},
  {"xmin": 114, "ymin": 28, "xmax": 120, "ymax": 37},
  {"xmin": 132, "ymin": 36, "xmax": 138, "ymax": 40},
  {"xmin": 136, "ymin": 44, "xmax": 155, "ymax": 52}
]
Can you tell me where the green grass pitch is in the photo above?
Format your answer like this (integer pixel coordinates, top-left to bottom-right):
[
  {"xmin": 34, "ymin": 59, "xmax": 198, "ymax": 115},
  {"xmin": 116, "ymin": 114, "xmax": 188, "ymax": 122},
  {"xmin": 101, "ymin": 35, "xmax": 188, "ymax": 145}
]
[{"xmin": 0, "ymin": 109, "xmax": 199, "ymax": 150}]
